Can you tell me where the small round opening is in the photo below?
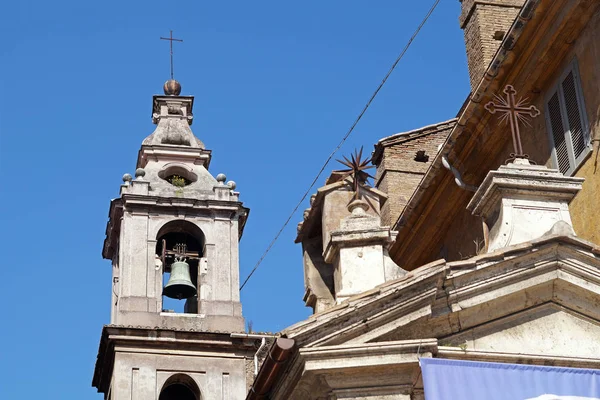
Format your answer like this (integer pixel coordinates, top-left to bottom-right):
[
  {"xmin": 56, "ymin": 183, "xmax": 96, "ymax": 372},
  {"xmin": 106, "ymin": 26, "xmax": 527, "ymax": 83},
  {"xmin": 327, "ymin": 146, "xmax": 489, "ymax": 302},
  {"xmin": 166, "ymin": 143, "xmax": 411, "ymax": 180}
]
[{"xmin": 158, "ymin": 163, "xmax": 198, "ymax": 187}]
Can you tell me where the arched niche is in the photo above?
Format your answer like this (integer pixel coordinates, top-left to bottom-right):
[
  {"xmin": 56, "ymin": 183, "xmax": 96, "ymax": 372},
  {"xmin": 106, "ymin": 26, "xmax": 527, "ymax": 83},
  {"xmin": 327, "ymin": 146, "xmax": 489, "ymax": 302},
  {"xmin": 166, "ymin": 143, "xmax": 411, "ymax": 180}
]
[
  {"xmin": 156, "ymin": 220, "xmax": 206, "ymax": 313},
  {"xmin": 158, "ymin": 163, "xmax": 199, "ymax": 186},
  {"xmin": 156, "ymin": 220, "xmax": 206, "ymax": 256},
  {"xmin": 159, "ymin": 373, "xmax": 201, "ymax": 400}
]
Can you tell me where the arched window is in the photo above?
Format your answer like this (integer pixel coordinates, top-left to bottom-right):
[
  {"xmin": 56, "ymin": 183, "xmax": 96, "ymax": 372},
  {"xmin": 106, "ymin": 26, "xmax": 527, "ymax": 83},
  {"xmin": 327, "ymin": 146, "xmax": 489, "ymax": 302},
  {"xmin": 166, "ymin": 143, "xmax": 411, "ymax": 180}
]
[
  {"xmin": 156, "ymin": 220, "xmax": 206, "ymax": 314},
  {"xmin": 159, "ymin": 374, "xmax": 201, "ymax": 400}
]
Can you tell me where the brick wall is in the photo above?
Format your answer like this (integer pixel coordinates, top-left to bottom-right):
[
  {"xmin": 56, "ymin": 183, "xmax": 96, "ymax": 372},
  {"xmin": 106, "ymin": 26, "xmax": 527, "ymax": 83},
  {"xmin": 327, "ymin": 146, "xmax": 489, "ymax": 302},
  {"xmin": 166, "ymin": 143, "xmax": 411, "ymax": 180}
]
[
  {"xmin": 374, "ymin": 120, "xmax": 456, "ymax": 227},
  {"xmin": 459, "ymin": 0, "xmax": 525, "ymax": 89}
]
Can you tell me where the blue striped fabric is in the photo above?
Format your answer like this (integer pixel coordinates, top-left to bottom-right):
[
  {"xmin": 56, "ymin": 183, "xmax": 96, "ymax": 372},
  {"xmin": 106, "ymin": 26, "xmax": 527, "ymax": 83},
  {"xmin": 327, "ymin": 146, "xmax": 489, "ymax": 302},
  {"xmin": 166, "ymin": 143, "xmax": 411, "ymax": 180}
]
[{"xmin": 420, "ymin": 358, "xmax": 600, "ymax": 400}]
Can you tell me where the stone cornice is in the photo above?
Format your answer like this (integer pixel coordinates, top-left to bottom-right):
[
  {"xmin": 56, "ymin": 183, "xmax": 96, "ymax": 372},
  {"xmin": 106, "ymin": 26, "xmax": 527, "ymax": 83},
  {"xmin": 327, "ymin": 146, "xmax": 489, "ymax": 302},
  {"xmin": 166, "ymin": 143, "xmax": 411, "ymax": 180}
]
[
  {"xmin": 92, "ymin": 325, "xmax": 260, "ymax": 394},
  {"xmin": 271, "ymin": 340, "xmax": 436, "ymax": 399},
  {"xmin": 102, "ymin": 198, "xmax": 123, "ymax": 260},
  {"xmin": 323, "ymin": 227, "xmax": 392, "ymax": 264},
  {"xmin": 300, "ymin": 339, "xmax": 437, "ymax": 364},
  {"xmin": 285, "ymin": 236, "xmax": 600, "ymax": 347},
  {"xmin": 120, "ymin": 193, "xmax": 247, "ymax": 213},
  {"xmin": 437, "ymin": 346, "xmax": 600, "ymax": 369},
  {"xmin": 137, "ymin": 144, "xmax": 212, "ymax": 169},
  {"xmin": 467, "ymin": 161, "xmax": 584, "ymax": 218},
  {"xmin": 101, "ymin": 194, "xmax": 249, "ymax": 260},
  {"xmin": 284, "ymin": 261, "xmax": 446, "ymax": 346},
  {"xmin": 265, "ymin": 237, "xmax": 600, "ymax": 399}
]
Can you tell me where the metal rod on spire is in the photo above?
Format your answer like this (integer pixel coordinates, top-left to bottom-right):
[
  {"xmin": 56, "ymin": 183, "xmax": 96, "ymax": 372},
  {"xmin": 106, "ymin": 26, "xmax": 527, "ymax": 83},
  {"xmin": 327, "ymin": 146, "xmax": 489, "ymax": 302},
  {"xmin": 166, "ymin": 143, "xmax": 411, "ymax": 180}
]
[{"xmin": 160, "ymin": 30, "xmax": 183, "ymax": 80}]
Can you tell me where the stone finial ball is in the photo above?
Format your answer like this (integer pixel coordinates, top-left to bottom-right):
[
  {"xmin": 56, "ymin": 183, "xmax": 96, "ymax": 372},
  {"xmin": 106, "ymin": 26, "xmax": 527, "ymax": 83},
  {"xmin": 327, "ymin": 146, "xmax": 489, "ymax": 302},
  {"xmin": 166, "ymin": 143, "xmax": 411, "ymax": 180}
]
[
  {"xmin": 163, "ymin": 79, "xmax": 182, "ymax": 96},
  {"xmin": 216, "ymin": 173, "xmax": 227, "ymax": 183},
  {"xmin": 227, "ymin": 181, "xmax": 236, "ymax": 190},
  {"xmin": 135, "ymin": 168, "xmax": 146, "ymax": 179},
  {"xmin": 122, "ymin": 173, "xmax": 133, "ymax": 182}
]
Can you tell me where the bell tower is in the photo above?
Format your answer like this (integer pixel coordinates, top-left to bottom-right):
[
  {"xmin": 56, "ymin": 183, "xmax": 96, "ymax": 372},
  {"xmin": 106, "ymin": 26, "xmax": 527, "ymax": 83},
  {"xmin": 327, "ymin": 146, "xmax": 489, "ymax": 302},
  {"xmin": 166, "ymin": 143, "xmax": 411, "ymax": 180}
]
[{"xmin": 92, "ymin": 79, "xmax": 262, "ymax": 400}]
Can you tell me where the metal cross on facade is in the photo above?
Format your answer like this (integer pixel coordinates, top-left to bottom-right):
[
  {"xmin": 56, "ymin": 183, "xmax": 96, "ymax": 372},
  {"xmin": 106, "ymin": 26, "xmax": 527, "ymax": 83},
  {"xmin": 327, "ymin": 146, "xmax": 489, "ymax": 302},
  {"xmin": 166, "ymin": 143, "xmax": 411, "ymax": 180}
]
[
  {"xmin": 160, "ymin": 30, "xmax": 183, "ymax": 80},
  {"xmin": 484, "ymin": 85, "xmax": 541, "ymax": 159}
]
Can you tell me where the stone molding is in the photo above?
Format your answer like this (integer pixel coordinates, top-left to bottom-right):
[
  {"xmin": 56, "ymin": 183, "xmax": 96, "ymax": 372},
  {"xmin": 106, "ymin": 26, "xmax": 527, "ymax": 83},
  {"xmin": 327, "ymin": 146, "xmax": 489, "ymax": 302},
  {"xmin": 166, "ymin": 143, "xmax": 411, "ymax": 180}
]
[
  {"xmin": 467, "ymin": 159, "xmax": 583, "ymax": 252},
  {"xmin": 270, "ymin": 340, "xmax": 436, "ymax": 400},
  {"xmin": 285, "ymin": 235, "xmax": 600, "ymax": 346},
  {"xmin": 93, "ymin": 325, "xmax": 261, "ymax": 395}
]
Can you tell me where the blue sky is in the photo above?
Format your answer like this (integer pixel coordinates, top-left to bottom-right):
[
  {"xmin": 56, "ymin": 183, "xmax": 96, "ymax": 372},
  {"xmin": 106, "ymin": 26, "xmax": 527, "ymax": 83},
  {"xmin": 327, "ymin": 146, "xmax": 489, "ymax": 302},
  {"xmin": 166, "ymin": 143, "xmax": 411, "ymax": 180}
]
[{"xmin": 0, "ymin": 1, "xmax": 468, "ymax": 398}]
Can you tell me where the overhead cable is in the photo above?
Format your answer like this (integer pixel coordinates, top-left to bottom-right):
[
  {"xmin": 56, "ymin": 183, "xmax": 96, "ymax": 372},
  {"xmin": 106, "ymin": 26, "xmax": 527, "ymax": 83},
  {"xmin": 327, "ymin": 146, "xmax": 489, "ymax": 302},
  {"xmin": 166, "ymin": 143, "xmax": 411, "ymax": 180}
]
[{"xmin": 240, "ymin": 0, "xmax": 442, "ymax": 290}]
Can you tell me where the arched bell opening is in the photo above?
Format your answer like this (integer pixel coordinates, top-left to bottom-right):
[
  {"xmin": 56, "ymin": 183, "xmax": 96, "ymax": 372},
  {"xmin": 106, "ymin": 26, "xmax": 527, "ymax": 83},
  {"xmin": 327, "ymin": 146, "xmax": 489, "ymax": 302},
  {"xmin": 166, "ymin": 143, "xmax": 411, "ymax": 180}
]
[
  {"xmin": 156, "ymin": 220, "xmax": 206, "ymax": 314},
  {"xmin": 159, "ymin": 374, "xmax": 201, "ymax": 400}
]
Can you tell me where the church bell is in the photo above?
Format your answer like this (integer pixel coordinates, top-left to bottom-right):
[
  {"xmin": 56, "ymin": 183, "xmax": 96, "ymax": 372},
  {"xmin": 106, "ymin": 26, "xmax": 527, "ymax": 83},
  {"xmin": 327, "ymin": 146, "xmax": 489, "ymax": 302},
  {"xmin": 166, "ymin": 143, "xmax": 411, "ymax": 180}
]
[{"xmin": 163, "ymin": 260, "xmax": 197, "ymax": 299}]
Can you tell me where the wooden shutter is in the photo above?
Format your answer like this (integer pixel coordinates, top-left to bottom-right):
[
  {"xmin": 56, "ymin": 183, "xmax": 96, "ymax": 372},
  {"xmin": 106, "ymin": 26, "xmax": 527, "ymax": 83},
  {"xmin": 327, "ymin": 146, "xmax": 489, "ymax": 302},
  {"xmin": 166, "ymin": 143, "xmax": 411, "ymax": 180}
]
[
  {"xmin": 545, "ymin": 61, "xmax": 589, "ymax": 175},
  {"xmin": 546, "ymin": 91, "xmax": 570, "ymax": 174},
  {"xmin": 561, "ymin": 71, "xmax": 586, "ymax": 160}
]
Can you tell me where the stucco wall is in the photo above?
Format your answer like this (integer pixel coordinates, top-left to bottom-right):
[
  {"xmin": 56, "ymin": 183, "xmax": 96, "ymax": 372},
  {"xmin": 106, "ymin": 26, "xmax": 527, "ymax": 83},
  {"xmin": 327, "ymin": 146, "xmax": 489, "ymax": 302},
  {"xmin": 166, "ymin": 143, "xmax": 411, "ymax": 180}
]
[{"xmin": 564, "ymin": 8, "xmax": 600, "ymax": 245}]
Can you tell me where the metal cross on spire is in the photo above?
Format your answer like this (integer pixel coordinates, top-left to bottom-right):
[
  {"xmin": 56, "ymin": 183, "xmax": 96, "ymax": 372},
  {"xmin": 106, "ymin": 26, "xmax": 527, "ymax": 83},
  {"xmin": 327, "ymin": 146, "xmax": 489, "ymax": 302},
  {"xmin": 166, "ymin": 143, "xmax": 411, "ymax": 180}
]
[
  {"xmin": 160, "ymin": 30, "xmax": 183, "ymax": 80},
  {"xmin": 484, "ymin": 85, "xmax": 541, "ymax": 159}
]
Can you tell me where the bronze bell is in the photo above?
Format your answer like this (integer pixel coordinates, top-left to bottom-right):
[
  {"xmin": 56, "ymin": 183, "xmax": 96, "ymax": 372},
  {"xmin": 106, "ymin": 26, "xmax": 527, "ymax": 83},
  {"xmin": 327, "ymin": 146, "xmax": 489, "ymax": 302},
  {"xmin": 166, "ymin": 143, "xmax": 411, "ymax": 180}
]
[{"xmin": 163, "ymin": 260, "xmax": 197, "ymax": 299}]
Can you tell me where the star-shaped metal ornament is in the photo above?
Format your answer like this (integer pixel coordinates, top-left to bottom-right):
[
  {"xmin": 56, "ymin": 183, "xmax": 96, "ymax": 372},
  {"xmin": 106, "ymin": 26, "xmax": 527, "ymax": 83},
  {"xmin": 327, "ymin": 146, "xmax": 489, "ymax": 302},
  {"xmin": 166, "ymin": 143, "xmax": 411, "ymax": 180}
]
[{"xmin": 336, "ymin": 147, "xmax": 375, "ymax": 200}]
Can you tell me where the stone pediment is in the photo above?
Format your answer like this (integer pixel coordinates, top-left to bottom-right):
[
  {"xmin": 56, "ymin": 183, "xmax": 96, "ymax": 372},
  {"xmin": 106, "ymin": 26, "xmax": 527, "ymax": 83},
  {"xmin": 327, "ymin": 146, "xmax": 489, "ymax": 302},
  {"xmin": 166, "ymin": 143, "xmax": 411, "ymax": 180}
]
[
  {"xmin": 266, "ymin": 235, "xmax": 600, "ymax": 399},
  {"xmin": 440, "ymin": 303, "xmax": 600, "ymax": 359},
  {"xmin": 283, "ymin": 235, "xmax": 600, "ymax": 348}
]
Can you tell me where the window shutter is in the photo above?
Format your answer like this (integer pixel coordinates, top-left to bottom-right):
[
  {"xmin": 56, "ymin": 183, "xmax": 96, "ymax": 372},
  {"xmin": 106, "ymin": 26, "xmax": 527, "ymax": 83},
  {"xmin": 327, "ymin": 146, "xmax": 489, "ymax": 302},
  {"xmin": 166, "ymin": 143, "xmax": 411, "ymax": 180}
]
[
  {"xmin": 545, "ymin": 60, "xmax": 589, "ymax": 176},
  {"xmin": 546, "ymin": 92, "xmax": 570, "ymax": 174},
  {"xmin": 561, "ymin": 71, "xmax": 586, "ymax": 159}
]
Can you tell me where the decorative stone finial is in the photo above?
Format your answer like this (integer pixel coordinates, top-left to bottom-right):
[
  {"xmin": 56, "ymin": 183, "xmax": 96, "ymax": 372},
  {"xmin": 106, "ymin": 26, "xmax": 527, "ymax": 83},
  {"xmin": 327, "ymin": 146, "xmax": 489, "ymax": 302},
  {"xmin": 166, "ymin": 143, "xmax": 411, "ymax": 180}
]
[
  {"xmin": 347, "ymin": 199, "xmax": 369, "ymax": 216},
  {"xmin": 135, "ymin": 168, "xmax": 146, "ymax": 180},
  {"xmin": 122, "ymin": 173, "xmax": 133, "ymax": 184},
  {"xmin": 216, "ymin": 173, "xmax": 227, "ymax": 184},
  {"xmin": 227, "ymin": 181, "xmax": 236, "ymax": 190},
  {"xmin": 163, "ymin": 79, "xmax": 182, "ymax": 96}
]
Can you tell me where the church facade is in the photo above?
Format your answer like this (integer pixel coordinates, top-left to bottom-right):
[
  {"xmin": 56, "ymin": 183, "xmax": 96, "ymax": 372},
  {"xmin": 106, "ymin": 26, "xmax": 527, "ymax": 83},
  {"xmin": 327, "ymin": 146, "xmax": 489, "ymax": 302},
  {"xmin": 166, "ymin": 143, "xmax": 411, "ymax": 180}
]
[
  {"xmin": 247, "ymin": 0, "xmax": 600, "ymax": 399},
  {"xmin": 93, "ymin": 0, "xmax": 600, "ymax": 399}
]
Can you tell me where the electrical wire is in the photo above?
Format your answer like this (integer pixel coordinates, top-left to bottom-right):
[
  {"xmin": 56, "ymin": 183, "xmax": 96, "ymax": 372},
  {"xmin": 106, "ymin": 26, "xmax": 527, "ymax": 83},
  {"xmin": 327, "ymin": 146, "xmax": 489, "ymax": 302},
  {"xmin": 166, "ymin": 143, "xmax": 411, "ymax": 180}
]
[{"xmin": 240, "ymin": 0, "xmax": 441, "ymax": 291}]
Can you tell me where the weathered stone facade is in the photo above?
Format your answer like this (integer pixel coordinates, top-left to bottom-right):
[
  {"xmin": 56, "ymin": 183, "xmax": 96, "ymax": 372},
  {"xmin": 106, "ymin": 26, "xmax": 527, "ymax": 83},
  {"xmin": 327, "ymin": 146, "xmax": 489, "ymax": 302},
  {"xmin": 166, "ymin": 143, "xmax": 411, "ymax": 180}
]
[
  {"xmin": 295, "ymin": 173, "xmax": 404, "ymax": 313},
  {"xmin": 93, "ymin": 82, "xmax": 266, "ymax": 400},
  {"xmin": 459, "ymin": 0, "xmax": 525, "ymax": 89}
]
